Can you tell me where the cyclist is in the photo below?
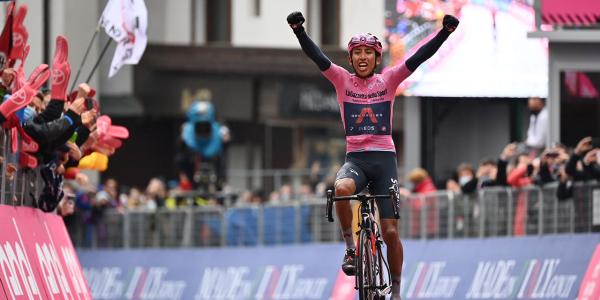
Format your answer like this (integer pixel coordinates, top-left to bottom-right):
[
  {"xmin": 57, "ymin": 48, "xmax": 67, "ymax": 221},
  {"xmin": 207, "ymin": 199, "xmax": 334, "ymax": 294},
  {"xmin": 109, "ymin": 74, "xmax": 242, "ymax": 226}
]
[{"xmin": 287, "ymin": 11, "xmax": 459, "ymax": 299}]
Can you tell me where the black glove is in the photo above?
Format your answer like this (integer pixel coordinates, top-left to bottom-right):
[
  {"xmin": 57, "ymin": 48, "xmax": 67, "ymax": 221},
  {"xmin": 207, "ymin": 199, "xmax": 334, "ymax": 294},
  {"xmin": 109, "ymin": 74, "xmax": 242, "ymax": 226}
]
[
  {"xmin": 287, "ymin": 11, "xmax": 305, "ymax": 34},
  {"xmin": 443, "ymin": 15, "xmax": 459, "ymax": 33}
]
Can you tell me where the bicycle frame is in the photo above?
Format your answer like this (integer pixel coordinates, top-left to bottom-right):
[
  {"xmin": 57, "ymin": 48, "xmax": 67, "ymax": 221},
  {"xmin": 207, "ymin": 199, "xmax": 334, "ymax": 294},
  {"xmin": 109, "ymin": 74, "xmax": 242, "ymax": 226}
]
[{"xmin": 326, "ymin": 187, "xmax": 399, "ymax": 299}]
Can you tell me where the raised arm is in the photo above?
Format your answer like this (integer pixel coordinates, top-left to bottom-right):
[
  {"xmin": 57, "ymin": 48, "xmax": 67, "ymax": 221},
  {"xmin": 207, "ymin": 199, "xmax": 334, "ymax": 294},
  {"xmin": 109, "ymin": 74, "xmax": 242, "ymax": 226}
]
[
  {"xmin": 287, "ymin": 11, "xmax": 331, "ymax": 71},
  {"xmin": 405, "ymin": 15, "xmax": 459, "ymax": 72}
]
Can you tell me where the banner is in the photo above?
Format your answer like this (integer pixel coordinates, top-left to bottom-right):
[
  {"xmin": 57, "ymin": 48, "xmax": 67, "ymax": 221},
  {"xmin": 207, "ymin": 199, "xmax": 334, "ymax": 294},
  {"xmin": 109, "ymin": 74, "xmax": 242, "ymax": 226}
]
[
  {"xmin": 0, "ymin": 205, "xmax": 92, "ymax": 299},
  {"xmin": 400, "ymin": 235, "xmax": 599, "ymax": 299},
  {"xmin": 80, "ymin": 244, "xmax": 343, "ymax": 300},
  {"xmin": 100, "ymin": 0, "xmax": 148, "ymax": 78},
  {"xmin": 79, "ymin": 234, "xmax": 600, "ymax": 300}
]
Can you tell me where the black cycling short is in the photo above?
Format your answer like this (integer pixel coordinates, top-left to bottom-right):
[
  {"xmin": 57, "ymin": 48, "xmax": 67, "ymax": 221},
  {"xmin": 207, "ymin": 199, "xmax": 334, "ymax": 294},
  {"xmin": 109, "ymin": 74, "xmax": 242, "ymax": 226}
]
[{"xmin": 335, "ymin": 151, "xmax": 398, "ymax": 219}]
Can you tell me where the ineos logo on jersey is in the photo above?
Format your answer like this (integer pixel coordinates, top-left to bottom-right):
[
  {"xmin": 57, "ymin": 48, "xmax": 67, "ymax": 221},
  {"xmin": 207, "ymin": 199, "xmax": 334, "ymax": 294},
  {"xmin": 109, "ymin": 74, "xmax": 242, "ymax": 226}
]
[
  {"xmin": 52, "ymin": 69, "xmax": 66, "ymax": 85},
  {"xmin": 355, "ymin": 107, "xmax": 379, "ymax": 124},
  {"xmin": 344, "ymin": 101, "xmax": 391, "ymax": 136}
]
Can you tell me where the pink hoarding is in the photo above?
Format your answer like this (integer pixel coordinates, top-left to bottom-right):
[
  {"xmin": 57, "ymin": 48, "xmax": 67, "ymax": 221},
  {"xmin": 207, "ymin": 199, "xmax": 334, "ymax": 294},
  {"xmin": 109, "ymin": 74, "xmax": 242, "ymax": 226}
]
[
  {"xmin": 0, "ymin": 205, "xmax": 92, "ymax": 299},
  {"xmin": 578, "ymin": 245, "xmax": 600, "ymax": 300}
]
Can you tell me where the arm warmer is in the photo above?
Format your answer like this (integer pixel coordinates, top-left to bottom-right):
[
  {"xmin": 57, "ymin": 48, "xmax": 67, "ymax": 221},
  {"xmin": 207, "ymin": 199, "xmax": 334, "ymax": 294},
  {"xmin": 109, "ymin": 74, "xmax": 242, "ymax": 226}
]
[
  {"xmin": 296, "ymin": 31, "xmax": 332, "ymax": 71},
  {"xmin": 405, "ymin": 29, "xmax": 451, "ymax": 72}
]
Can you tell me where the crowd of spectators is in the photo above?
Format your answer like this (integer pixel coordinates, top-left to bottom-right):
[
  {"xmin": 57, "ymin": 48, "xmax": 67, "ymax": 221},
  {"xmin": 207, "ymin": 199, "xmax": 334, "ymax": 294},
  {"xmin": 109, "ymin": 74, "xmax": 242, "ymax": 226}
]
[
  {"xmin": 0, "ymin": 3, "xmax": 129, "ymax": 229},
  {"xmin": 55, "ymin": 131, "xmax": 599, "ymax": 245}
]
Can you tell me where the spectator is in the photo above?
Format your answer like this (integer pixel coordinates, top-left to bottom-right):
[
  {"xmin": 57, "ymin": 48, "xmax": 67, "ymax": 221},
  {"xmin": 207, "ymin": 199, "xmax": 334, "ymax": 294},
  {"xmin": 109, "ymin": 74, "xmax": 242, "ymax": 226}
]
[
  {"xmin": 279, "ymin": 183, "xmax": 293, "ymax": 202},
  {"xmin": 400, "ymin": 168, "xmax": 438, "ymax": 238},
  {"xmin": 268, "ymin": 190, "xmax": 281, "ymax": 203},
  {"xmin": 298, "ymin": 180, "xmax": 314, "ymax": 202},
  {"xmin": 565, "ymin": 137, "xmax": 600, "ymax": 181},
  {"xmin": 250, "ymin": 189, "xmax": 266, "ymax": 205},
  {"xmin": 535, "ymin": 146, "xmax": 569, "ymax": 186},
  {"xmin": 446, "ymin": 163, "xmax": 478, "ymax": 194},
  {"xmin": 124, "ymin": 187, "xmax": 144, "ymax": 209},
  {"xmin": 476, "ymin": 159, "xmax": 498, "ymax": 188},
  {"xmin": 57, "ymin": 184, "xmax": 76, "ymax": 217},
  {"xmin": 146, "ymin": 177, "xmax": 166, "ymax": 207},
  {"xmin": 524, "ymin": 97, "xmax": 548, "ymax": 155},
  {"xmin": 507, "ymin": 153, "xmax": 535, "ymax": 188}
]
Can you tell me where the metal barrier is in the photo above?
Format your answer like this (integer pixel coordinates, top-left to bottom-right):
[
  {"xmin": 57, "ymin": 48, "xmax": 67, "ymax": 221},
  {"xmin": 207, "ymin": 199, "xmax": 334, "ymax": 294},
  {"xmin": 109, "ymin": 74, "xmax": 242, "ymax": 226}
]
[
  {"xmin": 0, "ymin": 129, "xmax": 41, "ymax": 208},
  {"xmin": 70, "ymin": 182, "xmax": 600, "ymax": 249}
]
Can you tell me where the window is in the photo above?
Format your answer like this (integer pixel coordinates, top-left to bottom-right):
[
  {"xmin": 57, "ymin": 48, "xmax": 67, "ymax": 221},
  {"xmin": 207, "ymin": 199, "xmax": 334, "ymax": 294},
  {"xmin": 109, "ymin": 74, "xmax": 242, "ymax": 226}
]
[
  {"xmin": 320, "ymin": 0, "xmax": 340, "ymax": 46},
  {"xmin": 560, "ymin": 71, "xmax": 600, "ymax": 146},
  {"xmin": 206, "ymin": 0, "xmax": 231, "ymax": 44}
]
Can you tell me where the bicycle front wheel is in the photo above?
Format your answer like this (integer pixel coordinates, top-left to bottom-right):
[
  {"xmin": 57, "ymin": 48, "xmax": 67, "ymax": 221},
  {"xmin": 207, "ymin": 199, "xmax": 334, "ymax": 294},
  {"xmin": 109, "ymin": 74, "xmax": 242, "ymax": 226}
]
[{"xmin": 357, "ymin": 230, "xmax": 378, "ymax": 300}]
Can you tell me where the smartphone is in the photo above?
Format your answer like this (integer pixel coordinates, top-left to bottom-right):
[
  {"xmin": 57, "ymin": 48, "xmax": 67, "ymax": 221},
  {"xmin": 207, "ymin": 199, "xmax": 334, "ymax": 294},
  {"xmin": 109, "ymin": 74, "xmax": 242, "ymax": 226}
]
[
  {"xmin": 516, "ymin": 142, "xmax": 528, "ymax": 154},
  {"xmin": 85, "ymin": 97, "xmax": 94, "ymax": 110}
]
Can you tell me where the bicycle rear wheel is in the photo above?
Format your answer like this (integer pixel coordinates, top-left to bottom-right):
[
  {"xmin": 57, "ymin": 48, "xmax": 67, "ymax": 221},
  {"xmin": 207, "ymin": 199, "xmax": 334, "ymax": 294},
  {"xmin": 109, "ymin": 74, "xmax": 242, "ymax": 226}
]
[{"xmin": 357, "ymin": 230, "xmax": 379, "ymax": 300}]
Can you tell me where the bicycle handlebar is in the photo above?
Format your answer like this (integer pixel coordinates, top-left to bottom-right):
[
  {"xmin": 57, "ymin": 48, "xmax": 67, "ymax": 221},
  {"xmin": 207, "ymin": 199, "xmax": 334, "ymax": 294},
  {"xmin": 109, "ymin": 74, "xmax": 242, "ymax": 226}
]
[{"xmin": 326, "ymin": 187, "xmax": 400, "ymax": 222}]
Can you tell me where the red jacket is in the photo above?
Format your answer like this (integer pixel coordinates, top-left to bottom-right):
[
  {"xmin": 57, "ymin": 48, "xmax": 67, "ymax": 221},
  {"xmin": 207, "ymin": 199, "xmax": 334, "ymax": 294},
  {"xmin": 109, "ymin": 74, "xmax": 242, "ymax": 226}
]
[
  {"xmin": 414, "ymin": 177, "xmax": 437, "ymax": 195},
  {"xmin": 507, "ymin": 165, "xmax": 533, "ymax": 188},
  {"xmin": 410, "ymin": 177, "xmax": 438, "ymax": 237}
]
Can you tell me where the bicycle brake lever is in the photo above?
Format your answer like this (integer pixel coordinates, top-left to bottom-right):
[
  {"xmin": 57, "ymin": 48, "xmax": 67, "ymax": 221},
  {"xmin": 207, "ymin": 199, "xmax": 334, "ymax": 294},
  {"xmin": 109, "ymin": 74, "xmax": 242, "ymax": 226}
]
[{"xmin": 326, "ymin": 189, "xmax": 334, "ymax": 222}]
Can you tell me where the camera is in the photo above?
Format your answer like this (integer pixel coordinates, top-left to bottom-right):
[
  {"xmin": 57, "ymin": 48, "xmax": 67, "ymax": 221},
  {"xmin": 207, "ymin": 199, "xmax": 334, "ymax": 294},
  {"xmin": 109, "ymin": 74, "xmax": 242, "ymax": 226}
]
[
  {"xmin": 85, "ymin": 97, "xmax": 95, "ymax": 110},
  {"xmin": 194, "ymin": 121, "xmax": 212, "ymax": 138}
]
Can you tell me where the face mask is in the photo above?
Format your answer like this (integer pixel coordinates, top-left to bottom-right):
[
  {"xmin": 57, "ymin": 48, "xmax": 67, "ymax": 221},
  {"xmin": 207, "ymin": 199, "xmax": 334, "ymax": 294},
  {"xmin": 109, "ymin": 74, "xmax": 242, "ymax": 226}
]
[
  {"xmin": 479, "ymin": 175, "xmax": 491, "ymax": 183},
  {"xmin": 459, "ymin": 176, "xmax": 472, "ymax": 186},
  {"xmin": 530, "ymin": 108, "xmax": 541, "ymax": 116}
]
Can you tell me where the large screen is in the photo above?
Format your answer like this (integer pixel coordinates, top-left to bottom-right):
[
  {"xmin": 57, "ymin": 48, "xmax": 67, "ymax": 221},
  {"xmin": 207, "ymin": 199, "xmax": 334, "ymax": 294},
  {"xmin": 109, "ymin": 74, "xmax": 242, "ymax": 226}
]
[{"xmin": 384, "ymin": 0, "xmax": 548, "ymax": 98}]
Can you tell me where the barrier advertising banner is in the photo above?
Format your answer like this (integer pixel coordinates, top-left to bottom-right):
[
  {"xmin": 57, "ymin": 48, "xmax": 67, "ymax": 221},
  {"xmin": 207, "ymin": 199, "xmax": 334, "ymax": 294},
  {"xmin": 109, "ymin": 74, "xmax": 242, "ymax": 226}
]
[
  {"xmin": 79, "ymin": 234, "xmax": 600, "ymax": 300},
  {"xmin": 0, "ymin": 205, "xmax": 92, "ymax": 299}
]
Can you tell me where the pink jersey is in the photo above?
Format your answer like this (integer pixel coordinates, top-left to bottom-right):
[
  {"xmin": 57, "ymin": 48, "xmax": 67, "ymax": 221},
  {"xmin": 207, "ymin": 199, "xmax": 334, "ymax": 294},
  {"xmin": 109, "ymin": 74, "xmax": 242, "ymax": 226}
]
[{"xmin": 322, "ymin": 63, "xmax": 412, "ymax": 153}]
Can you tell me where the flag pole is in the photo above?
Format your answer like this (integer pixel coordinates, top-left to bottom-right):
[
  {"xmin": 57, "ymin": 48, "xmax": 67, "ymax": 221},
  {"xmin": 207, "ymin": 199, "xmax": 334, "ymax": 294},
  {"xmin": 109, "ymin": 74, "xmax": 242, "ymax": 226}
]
[
  {"xmin": 85, "ymin": 38, "xmax": 111, "ymax": 83},
  {"xmin": 69, "ymin": 25, "xmax": 100, "ymax": 92}
]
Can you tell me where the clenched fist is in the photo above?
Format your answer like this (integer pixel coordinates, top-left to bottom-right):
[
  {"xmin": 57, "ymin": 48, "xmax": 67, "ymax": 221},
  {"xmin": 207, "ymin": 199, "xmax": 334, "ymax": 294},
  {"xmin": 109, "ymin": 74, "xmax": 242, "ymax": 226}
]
[
  {"xmin": 443, "ymin": 15, "xmax": 459, "ymax": 33},
  {"xmin": 287, "ymin": 11, "xmax": 305, "ymax": 34}
]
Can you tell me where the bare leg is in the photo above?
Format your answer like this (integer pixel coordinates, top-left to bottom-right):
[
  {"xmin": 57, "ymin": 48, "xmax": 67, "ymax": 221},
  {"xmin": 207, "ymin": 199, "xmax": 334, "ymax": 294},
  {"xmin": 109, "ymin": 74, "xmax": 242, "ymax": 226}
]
[
  {"xmin": 335, "ymin": 178, "xmax": 358, "ymax": 275},
  {"xmin": 382, "ymin": 219, "xmax": 403, "ymax": 299},
  {"xmin": 334, "ymin": 178, "xmax": 356, "ymax": 234}
]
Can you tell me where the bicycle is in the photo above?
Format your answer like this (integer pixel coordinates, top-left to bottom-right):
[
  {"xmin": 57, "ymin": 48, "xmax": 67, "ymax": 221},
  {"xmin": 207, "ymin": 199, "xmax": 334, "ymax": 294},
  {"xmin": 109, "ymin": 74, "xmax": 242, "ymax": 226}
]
[{"xmin": 326, "ymin": 186, "xmax": 400, "ymax": 300}]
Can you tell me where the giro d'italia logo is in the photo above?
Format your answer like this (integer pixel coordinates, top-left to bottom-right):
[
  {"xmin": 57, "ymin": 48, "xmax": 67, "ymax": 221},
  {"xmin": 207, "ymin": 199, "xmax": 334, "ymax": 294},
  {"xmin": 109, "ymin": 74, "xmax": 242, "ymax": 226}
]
[{"xmin": 52, "ymin": 69, "xmax": 66, "ymax": 86}]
